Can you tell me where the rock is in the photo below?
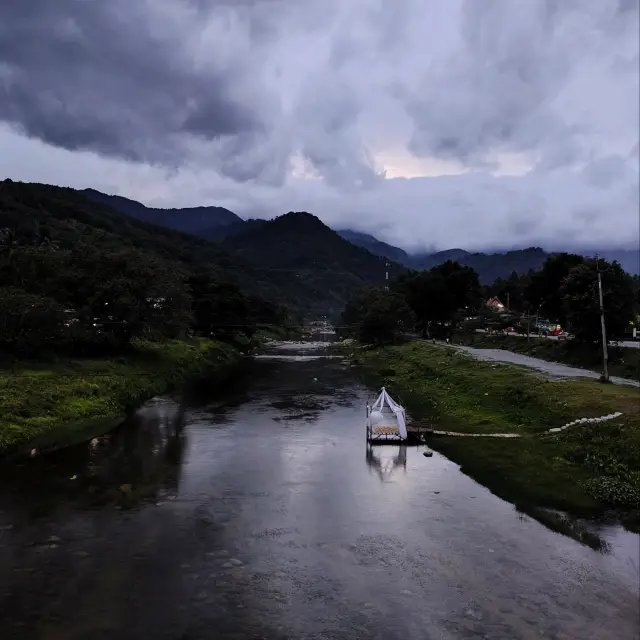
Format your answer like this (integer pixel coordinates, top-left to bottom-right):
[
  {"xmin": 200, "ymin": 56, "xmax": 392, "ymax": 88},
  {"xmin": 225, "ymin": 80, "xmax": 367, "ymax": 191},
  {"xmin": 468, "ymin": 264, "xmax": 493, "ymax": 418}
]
[
  {"xmin": 423, "ymin": 451, "xmax": 433, "ymax": 457},
  {"xmin": 229, "ymin": 558, "xmax": 243, "ymax": 566},
  {"xmin": 74, "ymin": 550, "xmax": 90, "ymax": 558},
  {"xmin": 47, "ymin": 535, "xmax": 61, "ymax": 543},
  {"xmin": 549, "ymin": 428, "xmax": 562, "ymax": 433},
  {"xmin": 222, "ymin": 561, "xmax": 234, "ymax": 568}
]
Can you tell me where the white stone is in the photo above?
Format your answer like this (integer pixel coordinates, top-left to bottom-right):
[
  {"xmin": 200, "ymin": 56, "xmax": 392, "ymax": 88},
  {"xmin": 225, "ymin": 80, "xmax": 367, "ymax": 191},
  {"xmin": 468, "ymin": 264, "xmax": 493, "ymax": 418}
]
[{"xmin": 549, "ymin": 428, "xmax": 562, "ymax": 433}]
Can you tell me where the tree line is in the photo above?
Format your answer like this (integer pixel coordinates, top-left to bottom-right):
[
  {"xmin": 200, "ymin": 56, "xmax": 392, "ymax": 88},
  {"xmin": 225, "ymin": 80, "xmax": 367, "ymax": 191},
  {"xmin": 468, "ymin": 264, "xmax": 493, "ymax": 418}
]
[{"xmin": 341, "ymin": 253, "xmax": 639, "ymax": 346}]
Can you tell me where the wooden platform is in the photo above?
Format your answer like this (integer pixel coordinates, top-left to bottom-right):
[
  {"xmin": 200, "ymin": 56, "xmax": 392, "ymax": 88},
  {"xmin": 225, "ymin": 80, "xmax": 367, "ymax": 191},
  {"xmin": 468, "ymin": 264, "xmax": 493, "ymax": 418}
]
[{"xmin": 366, "ymin": 423, "xmax": 430, "ymax": 445}]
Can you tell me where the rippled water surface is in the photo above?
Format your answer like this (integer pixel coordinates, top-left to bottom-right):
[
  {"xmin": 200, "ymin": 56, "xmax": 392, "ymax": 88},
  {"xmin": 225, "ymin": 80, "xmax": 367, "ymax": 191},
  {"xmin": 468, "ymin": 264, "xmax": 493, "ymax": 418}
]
[{"xmin": 0, "ymin": 344, "xmax": 638, "ymax": 639}]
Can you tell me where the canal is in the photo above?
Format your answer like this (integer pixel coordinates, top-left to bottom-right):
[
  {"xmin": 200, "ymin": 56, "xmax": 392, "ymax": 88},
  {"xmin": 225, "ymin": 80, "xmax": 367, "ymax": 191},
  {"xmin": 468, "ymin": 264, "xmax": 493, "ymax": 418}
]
[{"xmin": 0, "ymin": 343, "xmax": 638, "ymax": 639}]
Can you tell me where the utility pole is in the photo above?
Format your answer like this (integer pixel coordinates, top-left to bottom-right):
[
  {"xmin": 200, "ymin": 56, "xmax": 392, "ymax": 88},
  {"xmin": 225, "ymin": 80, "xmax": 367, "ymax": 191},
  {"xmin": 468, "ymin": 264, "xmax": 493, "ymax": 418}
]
[
  {"xmin": 384, "ymin": 262, "xmax": 390, "ymax": 291},
  {"xmin": 596, "ymin": 256, "xmax": 609, "ymax": 382},
  {"xmin": 526, "ymin": 307, "xmax": 531, "ymax": 340}
]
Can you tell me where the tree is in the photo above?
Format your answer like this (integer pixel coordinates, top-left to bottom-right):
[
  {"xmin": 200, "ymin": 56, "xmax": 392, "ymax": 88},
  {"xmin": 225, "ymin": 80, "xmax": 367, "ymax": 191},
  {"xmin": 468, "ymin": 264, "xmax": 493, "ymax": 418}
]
[
  {"xmin": 393, "ymin": 261, "xmax": 481, "ymax": 337},
  {"xmin": 74, "ymin": 248, "xmax": 193, "ymax": 346},
  {"xmin": 0, "ymin": 287, "xmax": 68, "ymax": 354},
  {"xmin": 432, "ymin": 260, "xmax": 482, "ymax": 313},
  {"xmin": 342, "ymin": 286, "xmax": 415, "ymax": 345},
  {"xmin": 561, "ymin": 259, "xmax": 637, "ymax": 343},
  {"xmin": 525, "ymin": 253, "xmax": 584, "ymax": 322}
]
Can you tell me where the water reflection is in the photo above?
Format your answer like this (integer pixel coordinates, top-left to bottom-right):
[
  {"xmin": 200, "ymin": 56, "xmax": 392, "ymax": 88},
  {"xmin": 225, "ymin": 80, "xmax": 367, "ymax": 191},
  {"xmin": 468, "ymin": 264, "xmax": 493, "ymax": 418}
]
[
  {"xmin": 0, "ymin": 399, "xmax": 189, "ymax": 518},
  {"xmin": 365, "ymin": 444, "xmax": 407, "ymax": 482}
]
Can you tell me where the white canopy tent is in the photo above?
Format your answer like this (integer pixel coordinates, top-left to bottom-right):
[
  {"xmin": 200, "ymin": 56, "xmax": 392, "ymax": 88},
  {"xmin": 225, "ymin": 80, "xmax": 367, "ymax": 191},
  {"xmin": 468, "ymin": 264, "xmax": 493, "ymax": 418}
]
[{"xmin": 366, "ymin": 387, "xmax": 407, "ymax": 440}]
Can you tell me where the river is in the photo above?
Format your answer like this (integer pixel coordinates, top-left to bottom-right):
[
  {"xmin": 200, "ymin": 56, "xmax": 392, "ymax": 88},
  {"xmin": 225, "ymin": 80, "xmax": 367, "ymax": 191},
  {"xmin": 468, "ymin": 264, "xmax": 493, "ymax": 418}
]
[{"xmin": 0, "ymin": 343, "xmax": 638, "ymax": 639}]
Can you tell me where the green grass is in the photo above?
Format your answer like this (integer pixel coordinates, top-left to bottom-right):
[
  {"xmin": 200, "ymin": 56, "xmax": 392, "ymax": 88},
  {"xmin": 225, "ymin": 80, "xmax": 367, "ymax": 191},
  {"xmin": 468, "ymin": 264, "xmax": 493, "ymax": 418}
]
[
  {"xmin": 355, "ymin": 341, "xmax": 640, "ymax": 528},
  {"xmin": 0, "ymin": 338, "xmax": 241, "ymax": 457},
  {"xmin": 456, "ymin": 333, "xmax": 640, "ymax": 382}
]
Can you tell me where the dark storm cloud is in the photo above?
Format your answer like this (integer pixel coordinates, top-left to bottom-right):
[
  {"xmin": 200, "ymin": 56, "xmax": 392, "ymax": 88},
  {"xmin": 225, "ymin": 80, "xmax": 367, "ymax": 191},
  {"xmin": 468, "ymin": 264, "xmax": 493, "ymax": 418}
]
[
  {"xmin": 1, "ymin": 0, "xmax": 638, "ymax": 251},
  {"xmin": 0, "ymin": 0, "xmax": 266, "ymax": 170}
]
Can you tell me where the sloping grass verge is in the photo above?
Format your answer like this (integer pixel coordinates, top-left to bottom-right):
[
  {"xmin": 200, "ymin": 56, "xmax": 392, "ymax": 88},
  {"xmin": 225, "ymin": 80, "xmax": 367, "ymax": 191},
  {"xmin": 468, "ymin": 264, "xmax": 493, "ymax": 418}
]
[
  {"xmin": 0, "ymin": 338, "xmax": 241, "ymax": 458},
  {"xmin": 354, "ymin": 341, "xmax": 640, "ymax": 533}
]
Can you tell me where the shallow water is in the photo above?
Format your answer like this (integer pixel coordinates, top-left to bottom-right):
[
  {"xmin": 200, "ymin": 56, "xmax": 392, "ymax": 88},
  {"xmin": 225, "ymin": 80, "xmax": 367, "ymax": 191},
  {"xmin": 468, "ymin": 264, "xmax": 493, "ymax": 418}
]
[{"xmin": 0, "ymin": 345, "xmax": 638, "ymax": 639}]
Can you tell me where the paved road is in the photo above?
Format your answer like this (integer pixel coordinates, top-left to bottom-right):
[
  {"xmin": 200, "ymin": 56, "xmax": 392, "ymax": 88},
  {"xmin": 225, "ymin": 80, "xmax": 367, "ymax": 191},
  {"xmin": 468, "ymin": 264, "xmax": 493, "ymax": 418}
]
[
  {"xmin": 0, "ymin": 345, "xmax": 638, "ymax": 639},
  {"xmin": 452, "ymin": 345, "xmax": 640, "ymax": 388}
]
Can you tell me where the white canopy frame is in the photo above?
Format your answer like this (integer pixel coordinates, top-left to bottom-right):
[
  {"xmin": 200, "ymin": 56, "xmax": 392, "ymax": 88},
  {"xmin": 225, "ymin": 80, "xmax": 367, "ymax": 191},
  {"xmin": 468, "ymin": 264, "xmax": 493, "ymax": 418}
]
[{"xmin": 366, "ymin": 387, "xmax": 408, "ymax": 441}]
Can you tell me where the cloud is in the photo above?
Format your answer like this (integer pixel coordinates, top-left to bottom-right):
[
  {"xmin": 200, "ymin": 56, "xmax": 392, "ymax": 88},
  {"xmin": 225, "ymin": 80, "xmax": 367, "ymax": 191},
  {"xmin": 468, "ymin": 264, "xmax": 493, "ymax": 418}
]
[
  {"xmin": 0, "ymin": 0, "xmax": 638, "ymax": 251},
  {"xmin": 0, "ymin": 0, "xmax": 278, "ymax": 176}
]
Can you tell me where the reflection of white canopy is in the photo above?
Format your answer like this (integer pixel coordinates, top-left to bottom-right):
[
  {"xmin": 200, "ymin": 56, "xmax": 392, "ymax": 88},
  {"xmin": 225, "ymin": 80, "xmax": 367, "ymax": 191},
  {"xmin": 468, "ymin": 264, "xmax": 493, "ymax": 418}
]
[{"xmin": 369, "ymin": 387, "xmax": 407, "ymax": 439}]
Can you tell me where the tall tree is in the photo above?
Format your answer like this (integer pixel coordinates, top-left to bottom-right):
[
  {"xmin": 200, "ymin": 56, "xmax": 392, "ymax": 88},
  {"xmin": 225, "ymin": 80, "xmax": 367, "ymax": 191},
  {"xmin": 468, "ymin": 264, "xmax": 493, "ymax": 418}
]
[
  {"xmin": 0, "ymin": 287, "xmax": 67, "ymax": 354},
  {"xmin": 560, "ymin": 259, "xmax": 637, "ymax": 342},
  {"xmin": 342, "ymin": 286, "xmax": 414, "ymax": 345},
  {"xmin": 394, "ymin": 261, "xmax": 481, "ymax": 337},
  {"xmin": 525, "ymin": 253, "xmax": 585, "ymax": 322}
]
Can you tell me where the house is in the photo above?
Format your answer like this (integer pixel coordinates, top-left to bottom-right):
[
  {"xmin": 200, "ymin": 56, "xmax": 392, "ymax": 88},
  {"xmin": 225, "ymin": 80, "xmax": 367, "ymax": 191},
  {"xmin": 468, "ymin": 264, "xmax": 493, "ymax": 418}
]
[{"xmin": 485, "ymin": 296, "xmax": 505, "ymax": 312}]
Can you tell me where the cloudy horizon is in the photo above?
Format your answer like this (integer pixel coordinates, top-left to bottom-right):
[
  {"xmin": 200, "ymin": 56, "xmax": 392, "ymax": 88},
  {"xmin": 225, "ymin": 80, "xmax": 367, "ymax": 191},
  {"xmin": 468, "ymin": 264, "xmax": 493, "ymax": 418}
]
[{"xmin": 1, "ymin": 0, "xmax": 638, "ymax": 253}]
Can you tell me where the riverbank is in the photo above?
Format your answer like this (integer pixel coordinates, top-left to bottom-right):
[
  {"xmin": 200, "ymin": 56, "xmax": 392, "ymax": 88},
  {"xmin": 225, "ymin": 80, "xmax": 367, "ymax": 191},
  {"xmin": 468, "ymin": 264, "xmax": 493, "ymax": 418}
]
[
  {"xmin": 352, "ymin": 341, "xmax": 640, "ymax": 531},
  {"xmin": 0, "ymin": 338, "xmax": 242, "ymax": 459},
  {"xmin": 455, "ymin": 333, "xmax": 640, "ymax": 382}
]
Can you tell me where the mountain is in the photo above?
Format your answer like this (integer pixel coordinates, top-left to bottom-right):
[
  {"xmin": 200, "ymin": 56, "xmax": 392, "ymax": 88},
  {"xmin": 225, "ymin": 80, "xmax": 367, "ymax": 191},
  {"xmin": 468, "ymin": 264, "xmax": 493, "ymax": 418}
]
[
  {"xmin": 409, "ymin": 249, "xmax": 471, "ymax": 270},
  {"xmin": 221, "ymin": 212, "xmax": 406, "ymax": 316},
  {"xmin": 73, "ymin": 192, "xmax": 639, "ymax": 290},
  {"xmin": 337, "ymin": 228, "xmax": 640, "ymax": 282},
  {"xmin": 2, "ymin": 181, "xmax": 405, "ymax": 318},
  {"xmin": 0, "ymin": 179, "xmax": 290, "ymax": 344},
  {"xmin": 83, "ymin": 188, "xmax": 243, "ymax": 240},
  {"xmin": 336, "ymin": 231, "xmax": 549, "ymax": 283},
  {"xmin": 579, "ymin": 249, "xmax": 639, "ymax": 276},
  {"xmin": 336, "ymin": 229, "xmax": 411, "ymax": 264},
  {"xmin": 422, "ymin": 247, "xmax": 551, "ymax": 284}
]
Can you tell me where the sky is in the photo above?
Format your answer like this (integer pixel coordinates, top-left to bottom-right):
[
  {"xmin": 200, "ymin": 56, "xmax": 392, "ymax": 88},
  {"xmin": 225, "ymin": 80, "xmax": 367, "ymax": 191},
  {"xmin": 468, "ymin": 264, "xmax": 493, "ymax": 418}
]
[{"xmin": 1, "ymin": 0, "xmax": 638, "ymax": 253}]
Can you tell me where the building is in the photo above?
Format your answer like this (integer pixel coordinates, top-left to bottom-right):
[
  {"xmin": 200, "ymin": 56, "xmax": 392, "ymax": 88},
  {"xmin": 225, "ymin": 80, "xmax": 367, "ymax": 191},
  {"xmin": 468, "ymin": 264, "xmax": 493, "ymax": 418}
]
[{"xmin": 485, "ymin": 296, "xmax": 505, "ymax": 312}]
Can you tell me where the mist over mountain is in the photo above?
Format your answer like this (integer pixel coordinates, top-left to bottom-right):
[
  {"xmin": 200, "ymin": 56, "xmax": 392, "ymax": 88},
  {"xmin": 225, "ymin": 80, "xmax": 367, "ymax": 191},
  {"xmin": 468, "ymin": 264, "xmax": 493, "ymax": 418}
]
[{"xmin": 81, "ymin": 188, "xmax": 639, "ymax": 284}]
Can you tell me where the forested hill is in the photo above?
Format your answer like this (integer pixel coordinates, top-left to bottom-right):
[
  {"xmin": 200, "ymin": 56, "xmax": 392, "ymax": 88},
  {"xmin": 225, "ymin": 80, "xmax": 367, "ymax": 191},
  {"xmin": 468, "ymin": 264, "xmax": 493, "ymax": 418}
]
[
  {"xmin": 0, "ymin": 181, "xmax": 403, "ymax": 326},
  {"xmin": 220, "ymin": 212, "xmax": 406, "ymax": 316},
  {"xmin": 0, "ymin": 180, "xmax": 289, "ymax": 354}
]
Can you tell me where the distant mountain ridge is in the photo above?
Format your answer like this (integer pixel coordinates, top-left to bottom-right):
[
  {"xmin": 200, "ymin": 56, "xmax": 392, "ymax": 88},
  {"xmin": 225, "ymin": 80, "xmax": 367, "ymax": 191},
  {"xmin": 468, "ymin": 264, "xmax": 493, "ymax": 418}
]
[
  {"xmin": 81, "ymin": 189, "xmax": 639, "ymax": 281},
  {"xmin": 83, "ymin": 188, "xmax": 242, "ymax": 240},
  {"xmin": 335, "ymin": 229, "xmax": 411, "ymax": 265}
]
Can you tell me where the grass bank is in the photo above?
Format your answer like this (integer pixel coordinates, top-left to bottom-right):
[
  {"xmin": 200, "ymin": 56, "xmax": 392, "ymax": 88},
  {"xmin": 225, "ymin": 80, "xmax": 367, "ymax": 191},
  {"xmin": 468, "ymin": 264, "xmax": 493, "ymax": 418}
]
[
  {"xmin": 0, "ymin": 338, "xmax": 241, "ymax": 458},
  {"xmin": 455, "ymin": 333, "xmax": 640, "ymax": 382},
  {"xmin": 353, "ymin": 341, "xmax": 640, "ymax": 532}
]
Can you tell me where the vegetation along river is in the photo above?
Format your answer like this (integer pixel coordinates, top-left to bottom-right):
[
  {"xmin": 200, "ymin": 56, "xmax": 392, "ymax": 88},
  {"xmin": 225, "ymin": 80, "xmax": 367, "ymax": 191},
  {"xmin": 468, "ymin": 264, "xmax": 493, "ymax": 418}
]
[{"xmin": 0, "ymin": 343, "xmax": 638, "ymax": 639}]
